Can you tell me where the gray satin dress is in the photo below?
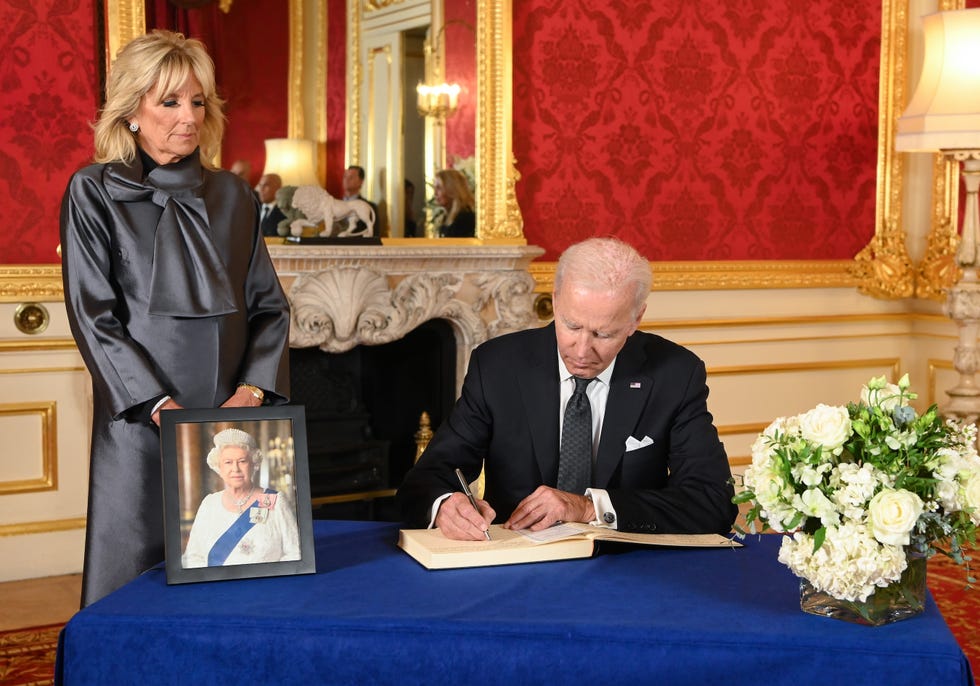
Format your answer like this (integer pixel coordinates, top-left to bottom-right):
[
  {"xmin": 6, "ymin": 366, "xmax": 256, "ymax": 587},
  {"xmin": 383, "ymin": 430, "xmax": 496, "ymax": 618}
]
[{"xmin": 60, "ymin": 149, "xmax": 290, "ymax": 606}]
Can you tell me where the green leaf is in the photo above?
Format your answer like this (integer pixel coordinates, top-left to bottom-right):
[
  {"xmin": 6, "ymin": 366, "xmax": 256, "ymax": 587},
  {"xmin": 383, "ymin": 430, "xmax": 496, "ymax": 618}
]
[{"xmin": 812, "ymin": 526, "xmax": 826, "ymax": 552}]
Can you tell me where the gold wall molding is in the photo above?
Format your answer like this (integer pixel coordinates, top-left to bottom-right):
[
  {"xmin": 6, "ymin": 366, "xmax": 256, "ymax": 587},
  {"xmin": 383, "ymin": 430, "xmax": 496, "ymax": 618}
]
[
  {"xmin": 0, "ymin": 266, "xmax": 63, "ymax": 303},
  {"xmin": 707, "ymin": 358, "xmax": 901, "ymax": 379},
  {"xmin": 708, "ymin": 360, "xmax": 902, "ymax": 464},
  {"xmin": 914, "ymin": 0, "xmax": 964, "ymax": 300},
  {"xmin": 649, "ymin": 312, "xmax": 915, "ymax": 331},
  {"xmin": 851, "ymin": 0, "xmax": 914, "ymax": 299},
  {"xmin": 530, "ymin": 260, "xmax": 858, "ymax": 293},
  {"xmin": 927, "ymin": 358, "xmax": 955, "ymax": 407},
  {"xmin": 853, "ymin": 0, "xmax": 966, "ymax": 300},
  {"xmin": 915, "ymin": 155, "xmax": 960, "ymax": 300},
  {"xmin": 0, "ymin": 340, "xmax": 79, "ymax": 353},
  {"xmin": 105, "ymin": 0, "xmax": 145, "ymax": 62},
  {"xmin": 0, "ymin": 365, "xmax": 84, "ymax": 375},
  {"xmin": 0, "ymin": 517, "xmax": 86, "ymax": 538},
  {"xmin": 0, "ymin": 401, "xmax": 57, "ymax": 495}
]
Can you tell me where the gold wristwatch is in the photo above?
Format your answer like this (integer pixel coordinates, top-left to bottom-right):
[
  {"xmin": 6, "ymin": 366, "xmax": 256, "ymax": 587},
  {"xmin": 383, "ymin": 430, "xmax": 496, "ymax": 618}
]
[{"xmin": 238, "ymin": 383, "xmax": 265, "ymax": 402}]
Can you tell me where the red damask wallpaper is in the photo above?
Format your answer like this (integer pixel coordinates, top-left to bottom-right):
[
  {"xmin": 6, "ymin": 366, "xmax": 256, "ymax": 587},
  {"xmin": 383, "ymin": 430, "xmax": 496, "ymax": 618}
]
[
  {"xmin": 444, "ymin": 0, "xmax": 477, "ymax": 165},
  {"xmin": 145, "ymin": 0, "xmax": 290, "ymax": 187},
  {"xmin": 0, "ymin": 0, "xmax": 904, "ymax": 265},
  {"xmin": 0, "ymin": 0, "xmax": 98, "ymax": 264},
  {"xmin": 325, "ymin": 0, "xmax": 347, "ymax": 196},
  {"xmin": 513, "ymin": 2, "xmax": 882, "ymax": 260}
]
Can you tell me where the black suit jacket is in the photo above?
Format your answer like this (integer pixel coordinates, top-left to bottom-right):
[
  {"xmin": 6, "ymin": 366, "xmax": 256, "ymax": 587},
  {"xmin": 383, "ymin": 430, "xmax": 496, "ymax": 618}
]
[
  {"xmin": 397, "ymin": 324, "xmax": 737, "ymax": 534},
  {"xmin": 260, "ymin": 205, "xmax": 287, "ymax": 236}
]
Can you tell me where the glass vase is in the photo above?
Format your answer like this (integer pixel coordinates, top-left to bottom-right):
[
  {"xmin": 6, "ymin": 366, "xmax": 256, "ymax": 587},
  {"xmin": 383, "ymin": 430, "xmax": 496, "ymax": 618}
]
[{"xmin": 799, "ymin": 552, "xmax": 927, "ymax": 626}]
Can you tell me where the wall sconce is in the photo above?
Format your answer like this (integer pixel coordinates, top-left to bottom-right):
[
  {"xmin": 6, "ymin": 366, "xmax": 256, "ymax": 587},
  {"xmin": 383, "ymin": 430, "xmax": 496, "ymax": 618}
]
[
  {"xmin": 416, "ymin": 19, "xmax": 474, "ymax": 120},
  {"xmin": 263, "ymin": 138, "xmax": 320, "ymax": 187},
  {"xmin": 417, "ymin": 82, "xmax": 461, "ymax": 120},
  {"xmin": 896, "ymin": 8, "xmax": 980, "ymax": 422}
]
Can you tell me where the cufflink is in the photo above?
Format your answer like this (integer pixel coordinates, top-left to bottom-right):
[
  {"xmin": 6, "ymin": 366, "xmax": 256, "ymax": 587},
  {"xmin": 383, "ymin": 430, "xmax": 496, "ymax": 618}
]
[{"xmin": 603, "ymin": 512, "xmax": 616, "ymax": 524}]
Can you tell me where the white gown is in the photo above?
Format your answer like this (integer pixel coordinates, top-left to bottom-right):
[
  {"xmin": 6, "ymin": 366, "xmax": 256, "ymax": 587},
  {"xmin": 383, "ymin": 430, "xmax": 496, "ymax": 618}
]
[{"xmin": 182, "ymin": 489, "xmax": 301, "ymax": 568}]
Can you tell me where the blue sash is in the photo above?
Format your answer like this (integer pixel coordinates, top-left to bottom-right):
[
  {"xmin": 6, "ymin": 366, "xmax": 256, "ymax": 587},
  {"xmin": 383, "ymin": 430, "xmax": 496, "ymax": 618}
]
[{"xmin": 208, "ymin": 488, "xmax": 276, "ymax": 566}]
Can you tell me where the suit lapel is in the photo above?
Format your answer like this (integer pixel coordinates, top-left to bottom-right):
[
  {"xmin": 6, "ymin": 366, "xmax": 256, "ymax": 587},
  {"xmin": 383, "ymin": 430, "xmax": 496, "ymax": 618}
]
[
  {"xmin": 594, "ymin": 334, "xmax": 653, "ymax": 487},
  {"xmin": 516, "ymin": 325, "xmax": 561, "ymax": 484}
]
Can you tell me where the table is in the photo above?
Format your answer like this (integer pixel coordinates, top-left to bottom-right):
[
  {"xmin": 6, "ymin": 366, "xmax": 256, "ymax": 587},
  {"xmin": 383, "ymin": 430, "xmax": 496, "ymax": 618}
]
[{"xmin": 56, "ymin": 521, "xmax": 973, "ymax": 685}]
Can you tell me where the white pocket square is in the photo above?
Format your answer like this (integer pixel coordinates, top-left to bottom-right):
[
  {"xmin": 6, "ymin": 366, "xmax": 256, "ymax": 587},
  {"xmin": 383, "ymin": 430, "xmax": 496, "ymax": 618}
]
[{"xmin": 625, "ymin": 435, "xmax": 654, "ymax": 451}]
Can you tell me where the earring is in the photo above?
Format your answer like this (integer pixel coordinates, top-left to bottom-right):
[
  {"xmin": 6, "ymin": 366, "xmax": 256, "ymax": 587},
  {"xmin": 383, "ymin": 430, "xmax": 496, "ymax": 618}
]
[{"xmin": 128, "ymin": 122, "xmax": 139, "ymax": 133}]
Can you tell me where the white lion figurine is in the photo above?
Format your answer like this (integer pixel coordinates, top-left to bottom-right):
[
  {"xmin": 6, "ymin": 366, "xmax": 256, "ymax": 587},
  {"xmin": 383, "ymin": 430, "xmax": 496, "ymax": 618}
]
[{"xmin": 290, "ymin": 185, "xmax": 376, "ymax": 238}]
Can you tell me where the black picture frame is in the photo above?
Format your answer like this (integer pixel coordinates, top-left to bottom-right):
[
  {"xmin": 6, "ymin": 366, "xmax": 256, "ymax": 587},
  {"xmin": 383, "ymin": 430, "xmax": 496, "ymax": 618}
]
[{"xmin": 159, "ymin": 405, "xmax": 316, "ymax": 585}]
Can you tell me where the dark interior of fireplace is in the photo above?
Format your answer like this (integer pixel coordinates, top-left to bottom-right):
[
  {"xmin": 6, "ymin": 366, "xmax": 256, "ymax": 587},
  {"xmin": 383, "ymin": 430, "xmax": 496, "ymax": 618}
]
[{"xmin": 288, "ymin": 318, "xmax": 457, "ymax": 521}]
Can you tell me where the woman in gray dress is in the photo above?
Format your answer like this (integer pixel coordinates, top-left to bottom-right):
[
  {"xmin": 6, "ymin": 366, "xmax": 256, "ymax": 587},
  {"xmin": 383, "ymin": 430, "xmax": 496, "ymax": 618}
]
[{"xmin": 60, "ymin": 30, "xmax": 290, "ymax": 607}]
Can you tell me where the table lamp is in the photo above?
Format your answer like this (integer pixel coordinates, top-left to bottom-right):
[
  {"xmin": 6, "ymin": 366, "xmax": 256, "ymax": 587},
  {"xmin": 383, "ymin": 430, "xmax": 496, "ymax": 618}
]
[
  {"xmin": 263, "ymin": 138, "xmax": 321, "ymax": 188},
  {"xmin": 896, "ymin": 8, "xmax": 980, "ymax": 423}
]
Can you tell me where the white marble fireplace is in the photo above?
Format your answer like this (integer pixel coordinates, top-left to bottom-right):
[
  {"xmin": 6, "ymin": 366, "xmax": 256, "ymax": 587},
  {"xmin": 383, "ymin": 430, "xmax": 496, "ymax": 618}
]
[{"xmin": 268, "ymin": 243, "xmax": 545, "ymax": 390}]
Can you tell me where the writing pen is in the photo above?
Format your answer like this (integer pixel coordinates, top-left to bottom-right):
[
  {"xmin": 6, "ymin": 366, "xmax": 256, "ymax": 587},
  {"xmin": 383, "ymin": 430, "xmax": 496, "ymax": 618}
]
[{"xmin": 455, "ymin": 468, "xmax": 492, "ymax": 541}]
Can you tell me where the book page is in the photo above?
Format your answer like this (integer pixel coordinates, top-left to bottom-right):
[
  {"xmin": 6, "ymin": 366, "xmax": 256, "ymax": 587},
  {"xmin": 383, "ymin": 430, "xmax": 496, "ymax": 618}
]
[
  {"xmin": 516, "ymin": 523, "xmax": 589, "ymax": 544},
  {"xmin": 560, "ymin": 521, "xmax": 742, "ymax": 547}
]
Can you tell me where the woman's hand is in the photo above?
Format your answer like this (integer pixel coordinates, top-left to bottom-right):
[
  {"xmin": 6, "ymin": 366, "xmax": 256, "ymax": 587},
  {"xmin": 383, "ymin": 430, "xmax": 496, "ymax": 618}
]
[{"xmin": 221, "ymin": 385, "xmax": 263, "ymax": 408}]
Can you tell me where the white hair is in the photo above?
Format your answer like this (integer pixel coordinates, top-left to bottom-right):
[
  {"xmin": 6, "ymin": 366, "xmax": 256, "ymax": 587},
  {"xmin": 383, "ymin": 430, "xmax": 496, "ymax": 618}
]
[{"xmin": 205, "ymin": 428, "xmax": 262, "ymax": 475}]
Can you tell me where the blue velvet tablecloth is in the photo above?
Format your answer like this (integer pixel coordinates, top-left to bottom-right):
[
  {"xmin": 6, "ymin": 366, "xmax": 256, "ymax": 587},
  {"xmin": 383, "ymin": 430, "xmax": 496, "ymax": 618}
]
[{"xmin": 56, "ymin": 520, "xmax": 973, "ymax": 685}]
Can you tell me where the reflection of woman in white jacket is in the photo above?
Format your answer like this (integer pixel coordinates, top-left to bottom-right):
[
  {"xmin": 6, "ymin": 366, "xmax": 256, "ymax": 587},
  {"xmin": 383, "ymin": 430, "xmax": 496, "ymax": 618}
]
[{"xmin": 183, "ymin": 429, "xmax": 300, "ymax": 568}]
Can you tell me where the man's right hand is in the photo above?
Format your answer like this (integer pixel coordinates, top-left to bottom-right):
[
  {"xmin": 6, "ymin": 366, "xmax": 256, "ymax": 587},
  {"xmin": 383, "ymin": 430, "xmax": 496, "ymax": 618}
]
[{"xmin": 435, "ymin": 492, "xmax": 496, "ymax": 540}]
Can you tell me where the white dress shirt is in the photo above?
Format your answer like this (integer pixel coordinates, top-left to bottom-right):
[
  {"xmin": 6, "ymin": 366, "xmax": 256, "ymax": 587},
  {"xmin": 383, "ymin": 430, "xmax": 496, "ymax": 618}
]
[{"xmin": 427, "ymin": 355, "xmax": 621, "ymax": 529}]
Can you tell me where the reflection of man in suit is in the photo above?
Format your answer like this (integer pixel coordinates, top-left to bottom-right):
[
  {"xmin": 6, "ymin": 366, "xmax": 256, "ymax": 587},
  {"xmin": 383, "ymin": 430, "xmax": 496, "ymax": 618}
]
[
  {"xmin": 398, "ymin": 237, "xmax": 737, "ymax": 540},
  {"xmin": 256, "ymin": 173, "xmax": 287, "ymax": 236},
  {"xmin": 332, "ymin": 165, "xmax": 379, "ymax": 236}
]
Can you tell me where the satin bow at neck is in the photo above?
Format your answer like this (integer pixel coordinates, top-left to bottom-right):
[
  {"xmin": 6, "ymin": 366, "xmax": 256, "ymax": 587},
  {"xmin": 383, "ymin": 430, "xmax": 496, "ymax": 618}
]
[{"xmin": 103, "ymin": 151, "xmax": 237, "ymax": 318}]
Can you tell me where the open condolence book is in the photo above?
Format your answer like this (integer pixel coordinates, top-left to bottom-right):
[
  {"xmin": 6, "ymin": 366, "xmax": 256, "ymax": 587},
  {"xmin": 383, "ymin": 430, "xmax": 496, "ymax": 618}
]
[{"xmin": 398, "ymin": 522, "xmax": 741, "ymax": 570}]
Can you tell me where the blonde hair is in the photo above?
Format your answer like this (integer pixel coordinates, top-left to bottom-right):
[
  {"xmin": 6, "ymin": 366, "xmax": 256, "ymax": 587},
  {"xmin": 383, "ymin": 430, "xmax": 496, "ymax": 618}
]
[
  {"xmin": 435, "ymin": 169, "xmax": 475, "ymax": 225},
  {"xmin": 93, "ymin": 30, "xmax": 225, "ymax": 166},
  {"xmin": 554, "ymin": 237, "xmax": 652, "ymax": 317}
]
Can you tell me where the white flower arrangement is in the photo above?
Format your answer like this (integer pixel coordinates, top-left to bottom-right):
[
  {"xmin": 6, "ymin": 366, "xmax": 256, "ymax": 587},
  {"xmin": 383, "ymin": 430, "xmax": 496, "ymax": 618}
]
[{"xmin": 736, "ymin": 375, "xmax": 980, "ymax": 603}]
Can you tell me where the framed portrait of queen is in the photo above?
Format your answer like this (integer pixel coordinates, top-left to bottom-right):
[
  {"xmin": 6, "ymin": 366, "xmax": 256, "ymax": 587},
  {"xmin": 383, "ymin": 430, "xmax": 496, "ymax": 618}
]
[{"xmin": 160, "ymin": 406, "xmax": 315, "ymax": 584}]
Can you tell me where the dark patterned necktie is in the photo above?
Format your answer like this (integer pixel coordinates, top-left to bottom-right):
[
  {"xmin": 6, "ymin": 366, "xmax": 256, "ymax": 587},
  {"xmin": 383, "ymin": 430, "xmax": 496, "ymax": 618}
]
[{"xmin": 557, "ymin": 376, "xmax": 593, "ymax": 494}]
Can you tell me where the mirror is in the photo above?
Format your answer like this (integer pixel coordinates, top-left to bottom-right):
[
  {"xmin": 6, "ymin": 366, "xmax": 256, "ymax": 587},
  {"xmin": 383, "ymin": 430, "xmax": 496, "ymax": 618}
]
[
  {"xmin": 349, "ymin": 0, "xmax": 476, "ymax": 238},
  {"xmin": 105, "ymin": 0, "xmax": 524, "ymax": 241}
]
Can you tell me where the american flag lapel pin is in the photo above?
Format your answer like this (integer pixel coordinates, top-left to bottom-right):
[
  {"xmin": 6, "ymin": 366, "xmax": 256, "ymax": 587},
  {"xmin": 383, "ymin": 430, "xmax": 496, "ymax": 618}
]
[{"xmin": 629, "ymin": 381, "xmax": 642, "ymax": 389}]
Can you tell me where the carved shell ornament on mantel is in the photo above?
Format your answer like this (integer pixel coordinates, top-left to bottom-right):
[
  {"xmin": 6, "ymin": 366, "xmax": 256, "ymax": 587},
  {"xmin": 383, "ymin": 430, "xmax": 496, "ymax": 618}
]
[{"xmin": 289, "ymin": 268, "xmax": 490, "ymax": 354}]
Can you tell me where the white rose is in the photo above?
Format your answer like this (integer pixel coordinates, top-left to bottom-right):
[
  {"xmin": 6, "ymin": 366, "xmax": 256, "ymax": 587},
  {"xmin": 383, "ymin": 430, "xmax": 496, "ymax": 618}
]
[
  {"xmin": 860, "ymin": 382, "xmax": 903, "ymax": 412},
  {"xmin": 962, "ymin": 475, "xmax": 980, "ymax": 524},
  {"xmin": 799, "ymin": 404, "xmax": 851, "ymax": 453},
  {"xmin": 867, "ymin": 488, "xmax": 923, "ymax": 546}
]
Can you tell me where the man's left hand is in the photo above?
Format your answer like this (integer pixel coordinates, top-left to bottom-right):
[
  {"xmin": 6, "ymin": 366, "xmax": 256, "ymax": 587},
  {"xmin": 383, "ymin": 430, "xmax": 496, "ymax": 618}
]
[{"xmin": 503, "ymin": 486, "xmax": 596, "ymax": 531}]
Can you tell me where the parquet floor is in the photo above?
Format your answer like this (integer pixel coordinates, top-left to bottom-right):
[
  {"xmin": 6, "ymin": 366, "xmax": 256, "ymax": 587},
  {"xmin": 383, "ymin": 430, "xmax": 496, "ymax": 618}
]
[{"xmin": 0, "ymin": 574, "xmax": 81, "ymax": 631}]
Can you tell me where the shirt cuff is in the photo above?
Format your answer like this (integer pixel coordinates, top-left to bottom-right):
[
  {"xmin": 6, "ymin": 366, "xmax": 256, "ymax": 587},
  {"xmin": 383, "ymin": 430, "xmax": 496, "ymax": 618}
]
[
  {"xmin": 586, "ymin": 488, "xmax": 618, "ymax": 529},
  {"xmin": 150, "ymin": 395, "xmax": 171, "ymax": 417},
  {"xmin": 428, "ymin": 493, "xmax": 453, "ymax": 528}
]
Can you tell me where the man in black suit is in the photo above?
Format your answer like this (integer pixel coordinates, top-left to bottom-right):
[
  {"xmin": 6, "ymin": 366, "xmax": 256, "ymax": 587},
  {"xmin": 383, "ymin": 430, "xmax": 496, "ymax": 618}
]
[
  {"xmin": 397, "ymin": 237, "xmax": 737, "ymax": 539},
  {"xmin": 256, "ymin": 173, "xmax": 287, "ymax": 236},
  {"xmin": 333, "ymin": 165, "xmax": 379, "ymax": 236}
]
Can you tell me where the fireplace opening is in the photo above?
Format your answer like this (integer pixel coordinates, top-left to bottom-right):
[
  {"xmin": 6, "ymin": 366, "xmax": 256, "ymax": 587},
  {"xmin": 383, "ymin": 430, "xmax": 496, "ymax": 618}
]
[{"xmin": 288, "ymin": 318, "xmax": 457, "ymax": 521}]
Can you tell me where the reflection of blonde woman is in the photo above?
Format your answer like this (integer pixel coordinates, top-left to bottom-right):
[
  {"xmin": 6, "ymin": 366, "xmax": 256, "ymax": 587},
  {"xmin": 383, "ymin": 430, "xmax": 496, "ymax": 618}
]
[
  {"xmin": 433, "ymin": 169, "xmax": 476, "ymax": 237},
  {"xmin": 183, "ymin": 429, "xmax": 300, "ymax": 568}
]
